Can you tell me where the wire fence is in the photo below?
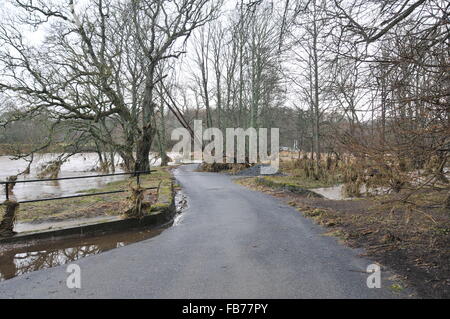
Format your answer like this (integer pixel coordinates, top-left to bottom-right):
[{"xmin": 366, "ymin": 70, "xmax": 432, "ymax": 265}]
[{"xmin": 0, "ymin": 170, "xmax": 158, "ymax": 204}]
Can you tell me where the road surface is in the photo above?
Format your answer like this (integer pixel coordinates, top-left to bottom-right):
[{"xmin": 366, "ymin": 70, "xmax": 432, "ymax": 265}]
[{"xmin": 0, "ymin": 164, "xmax": 409, "ymax": 298}]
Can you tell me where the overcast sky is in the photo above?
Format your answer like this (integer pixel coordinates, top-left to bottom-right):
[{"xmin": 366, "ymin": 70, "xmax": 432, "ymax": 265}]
[{"xmin": 0, "ymin": 0, "xmax": 376, "ymax": 119}]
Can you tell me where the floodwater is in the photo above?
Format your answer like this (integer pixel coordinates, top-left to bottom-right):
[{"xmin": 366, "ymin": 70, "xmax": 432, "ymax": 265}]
[
  {"xmin": 0, "ymin": 153, "xmax": 127, "ymax": 202},
  {"xmin": 312, "ymin": 185, "xmax": 348, "ymax": 200},
  {"xmin": 0, "ymin": 152, "xmax": 184, "ymax": 202},
  {"xmin": 311, "ymin": 184, "xmax": 389, "ymax": 200},
  {"xmin": 0, "ymin": 226, "xmax": 167, "ymax": 281},
  {"xmin": 0, "ymin": 191, "xmax": 188, "ymax": 281}
]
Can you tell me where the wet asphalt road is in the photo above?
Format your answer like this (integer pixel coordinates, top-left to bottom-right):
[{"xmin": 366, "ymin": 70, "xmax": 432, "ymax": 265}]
[{"xmin": 0, "ymin": 164, "xmax": 409, "ymax": 298}]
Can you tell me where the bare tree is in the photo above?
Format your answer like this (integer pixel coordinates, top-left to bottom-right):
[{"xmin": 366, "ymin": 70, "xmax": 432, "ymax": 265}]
[{"xmin": 0, "ymin": 0, "xmax": 220, "ymax": 172}]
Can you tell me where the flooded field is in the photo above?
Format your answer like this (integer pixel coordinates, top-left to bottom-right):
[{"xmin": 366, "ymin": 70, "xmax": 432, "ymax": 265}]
[
  {"xmin": 311, "ymin": 184, "xmax": 347, "ymax": 200},
  {"xmin": 0, "ymin": 153, "xmax": 126, "ymax": 202},
  {"xmin": 0, "ymin": 152, "xmax": 184, "ymax": 202},
  {"xmin": 311, "ymin": 184, "xmax": 390, "ymax": 200}
]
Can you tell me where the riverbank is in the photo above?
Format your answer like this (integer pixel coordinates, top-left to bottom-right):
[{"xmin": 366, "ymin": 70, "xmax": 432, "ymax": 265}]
[
  {"xmin": 0, "ymin": 166, "xmax": 179, "ymax": 280},
  {"xmin": 235, "ymin": 176, "xmax": 450, "ymax": 298},
  {"xmin": 2, "ymin": 167, "xmax": 174, "ymax": 225}
]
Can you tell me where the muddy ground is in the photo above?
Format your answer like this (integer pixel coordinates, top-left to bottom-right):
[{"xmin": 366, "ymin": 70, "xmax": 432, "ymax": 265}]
[{"xmin": 236, "ymin": 177, "xmax": 450, "ymax": 299}]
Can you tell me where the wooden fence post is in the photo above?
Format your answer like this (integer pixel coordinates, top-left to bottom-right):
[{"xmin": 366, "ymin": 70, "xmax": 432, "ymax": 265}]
[{"xmin": 0, "ymin": 200, "xmax": 19, "ymax": 237}]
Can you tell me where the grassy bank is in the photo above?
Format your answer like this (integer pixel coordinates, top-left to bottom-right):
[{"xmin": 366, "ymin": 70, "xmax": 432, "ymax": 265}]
[{"xmin": 3, "ymin": 167, "xmax": 173, "ymax": 223}]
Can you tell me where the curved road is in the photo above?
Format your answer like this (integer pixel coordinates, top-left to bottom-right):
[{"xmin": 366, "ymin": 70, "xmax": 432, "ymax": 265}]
[{"xmin": 0, "ymin": 164, "xmax": 408, "ymax": 298}]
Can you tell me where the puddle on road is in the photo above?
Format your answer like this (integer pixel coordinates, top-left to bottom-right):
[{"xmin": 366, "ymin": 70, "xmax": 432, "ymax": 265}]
[{"xmin": 0, "ymin": 226, "xmax": 167, "ymax": 281}]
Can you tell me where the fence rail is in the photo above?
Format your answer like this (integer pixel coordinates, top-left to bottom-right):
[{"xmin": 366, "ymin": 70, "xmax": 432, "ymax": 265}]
[{"xmin": 1, "ymin": 170, "xmax": 157, "ymax": 204}]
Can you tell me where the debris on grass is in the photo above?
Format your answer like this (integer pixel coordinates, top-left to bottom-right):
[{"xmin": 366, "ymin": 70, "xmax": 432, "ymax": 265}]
[{"xmin": 236, "ymin": 174, "xmax": 450, "ymax": 298}]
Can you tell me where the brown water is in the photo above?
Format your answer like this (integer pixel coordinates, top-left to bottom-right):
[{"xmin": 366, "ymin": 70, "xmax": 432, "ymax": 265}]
[
  {"xmin": 0, "ymin": 153, "xmax": 128, "ymax": 202},
  {"xmin": 0, "ymin": 226, "xmax": 166, "ymax": 281},
  {"xmin": 0, "ymin": 191, "xmax": 187, "ymax": 281},
  {"xmin": 0, "ymin": 152, "xmax": 184, "ymax": 202}
]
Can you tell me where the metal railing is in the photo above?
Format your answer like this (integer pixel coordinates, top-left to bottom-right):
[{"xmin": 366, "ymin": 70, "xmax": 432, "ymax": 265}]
[{"xmin": 0, "ymin": 170, "xmax": 158, "ymax": 204}]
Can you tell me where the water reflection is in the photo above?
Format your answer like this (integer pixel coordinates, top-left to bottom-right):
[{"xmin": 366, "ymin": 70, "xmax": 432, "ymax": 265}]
[{"xmin": 0, "ymin": 227, "xmax": 166, "ymax": 281}]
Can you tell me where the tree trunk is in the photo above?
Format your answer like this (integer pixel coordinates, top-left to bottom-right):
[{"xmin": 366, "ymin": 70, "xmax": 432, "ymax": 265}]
[
  {"xmin": 312, "ymin": 9, "xmax": 321, "ymax": 162},
  {"xmin": 135, "ymin": 73, "xmax": 156, "ymax": 172},
  {"xmin": 109, "ymin": 151, "xmax": 115, "ymax": 173},
  {"xmin": 135, "ymin": 126, "xmax": 154, "ymax": 172},
  {"xmin": 0, "ymin": 201, "xmax": 18, "ymax": 237},
  {"xmin": 156, "ymin": 100, "xmax": 169, "ymax": 167}
]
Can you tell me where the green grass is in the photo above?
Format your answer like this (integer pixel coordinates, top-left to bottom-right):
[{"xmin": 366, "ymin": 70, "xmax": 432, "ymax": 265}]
[{"xmin": 390, "ymin": 284, "xmax": 404, "ymax": 292}]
